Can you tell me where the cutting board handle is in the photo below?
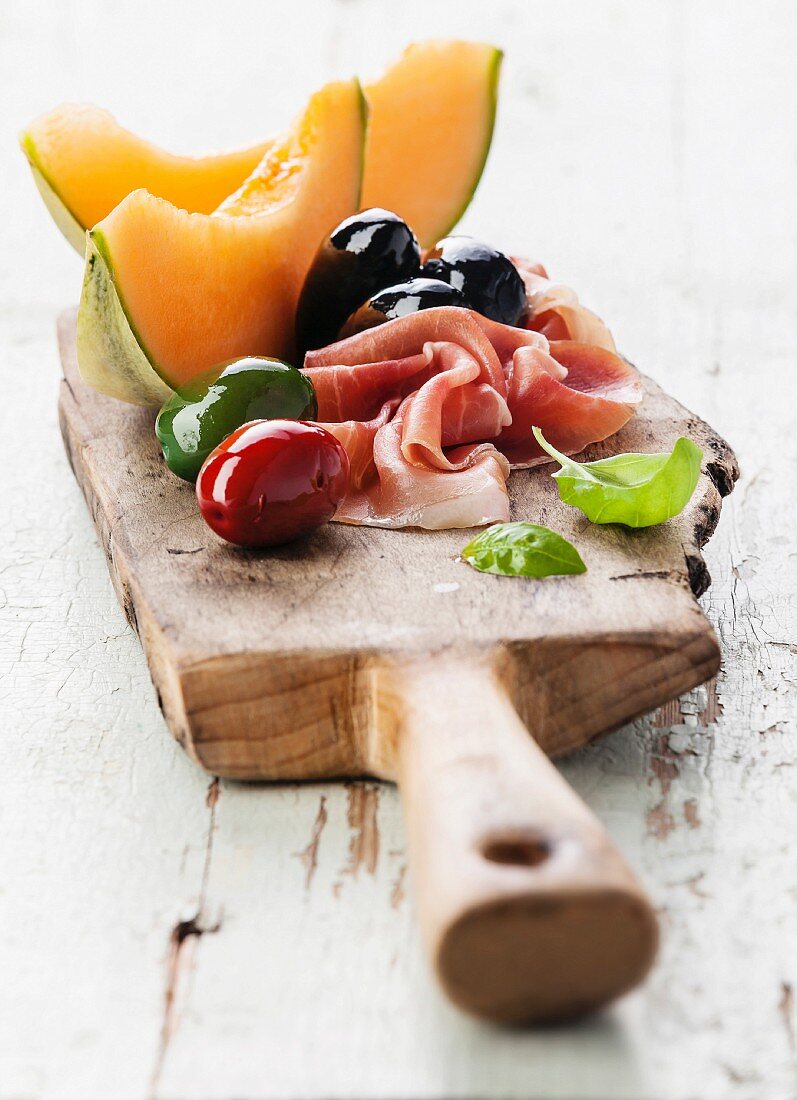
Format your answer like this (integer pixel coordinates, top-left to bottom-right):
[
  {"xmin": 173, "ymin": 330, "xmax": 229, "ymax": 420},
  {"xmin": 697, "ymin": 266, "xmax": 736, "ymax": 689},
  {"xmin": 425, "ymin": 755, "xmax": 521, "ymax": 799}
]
[{"xmin": 376, "ymin": 652, "xmax": 658, "ymax": 1024}]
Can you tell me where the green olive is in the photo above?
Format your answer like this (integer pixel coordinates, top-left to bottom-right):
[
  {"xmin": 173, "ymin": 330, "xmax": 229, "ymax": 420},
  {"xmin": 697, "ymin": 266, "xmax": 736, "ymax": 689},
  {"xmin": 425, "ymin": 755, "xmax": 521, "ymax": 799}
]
[{"xmin": 155, "ymin": 357, "xmax": 317, "ymax": 482}]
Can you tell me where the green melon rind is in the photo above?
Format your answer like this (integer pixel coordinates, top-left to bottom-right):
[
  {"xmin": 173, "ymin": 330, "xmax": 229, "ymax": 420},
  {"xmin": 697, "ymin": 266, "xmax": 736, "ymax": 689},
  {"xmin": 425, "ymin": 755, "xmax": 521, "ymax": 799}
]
[
  {"xmin": 440, "ymin": 46, "xmax": 503, "ymax": 240},
  {"xmin": 21, "ymin": 133, "xmax": 87, "ymax": 255},
  {"xmin": 77, "ymin": 229, "xmax": 174, "ymax": 407},
  {"xmin": 355, "ymin": 80, "xmax": 369, "ymax": 209}
]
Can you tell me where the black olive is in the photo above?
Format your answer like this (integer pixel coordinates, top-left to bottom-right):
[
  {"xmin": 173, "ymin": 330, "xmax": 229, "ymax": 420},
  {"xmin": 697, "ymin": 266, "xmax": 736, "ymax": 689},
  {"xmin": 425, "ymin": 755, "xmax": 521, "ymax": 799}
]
[
  {"xmin": 339, "ymin": 278, "xmax": 467, "ymax": 338},
  {"xmin": 295, "ymin": 208, "xmax": 421, "ymax": 357},
  {"xmin": 422, "ymin": 236, "xmax": 528, "ymax": 327}
]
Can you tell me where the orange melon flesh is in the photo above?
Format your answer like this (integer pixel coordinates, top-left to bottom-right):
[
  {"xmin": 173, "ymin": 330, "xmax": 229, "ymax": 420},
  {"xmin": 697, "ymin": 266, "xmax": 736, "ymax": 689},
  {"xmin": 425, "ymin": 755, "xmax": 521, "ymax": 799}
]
[
  {"xmin": 22, "ymin": 104, "xmax": 272, "ymax": 252},
  {"xmin": 362, "ymin": 41, "xmax": 502, "ymax": 247},
  {"xmin": 25, "ymin": 40, "xmax": 500, "ymax": 257},
  {"xmin": 77, "ymin": 79, "xmax": 366, "ymax": 401}
]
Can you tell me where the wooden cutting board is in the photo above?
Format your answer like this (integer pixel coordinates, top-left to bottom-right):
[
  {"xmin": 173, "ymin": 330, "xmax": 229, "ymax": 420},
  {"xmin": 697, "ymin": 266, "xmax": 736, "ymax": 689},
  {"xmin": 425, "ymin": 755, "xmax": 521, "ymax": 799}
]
[{"xmin": 58, "ymin": 309, "xmax": 738, "ymax": 1024}]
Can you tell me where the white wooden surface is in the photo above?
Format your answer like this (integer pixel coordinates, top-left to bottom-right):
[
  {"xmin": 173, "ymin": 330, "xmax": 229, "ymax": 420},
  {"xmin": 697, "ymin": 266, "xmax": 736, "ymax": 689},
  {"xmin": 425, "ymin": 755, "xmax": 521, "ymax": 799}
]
[{"xmin": 2, "ymin": 2, "xmax": 796, "ymax": 1097}]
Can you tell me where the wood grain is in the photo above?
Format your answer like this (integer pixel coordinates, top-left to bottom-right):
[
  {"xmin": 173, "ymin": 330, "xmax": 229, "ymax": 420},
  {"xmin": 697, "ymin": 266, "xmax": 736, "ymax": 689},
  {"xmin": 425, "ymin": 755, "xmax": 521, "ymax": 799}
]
[
  {"xmin": 57, "ymin": 310, "xmax": 737, "ymax": 782},
  {"xmin": 387, "ymin": 653, "xmax": 658, "ymax": 1021}
]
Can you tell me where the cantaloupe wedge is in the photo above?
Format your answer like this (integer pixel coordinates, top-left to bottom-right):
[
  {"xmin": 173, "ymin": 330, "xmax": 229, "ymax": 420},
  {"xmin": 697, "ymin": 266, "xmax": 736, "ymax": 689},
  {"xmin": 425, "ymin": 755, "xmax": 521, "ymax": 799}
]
[
  {"xmin": 77, "ymin": 79, "xmax": 367, "ymax": 405},
  {"xmin": 24, "ymin": 40, "xmax": 500, "ymax": 256},
  {"xmin": 21, "ymin": 105, "xmax": 272, "ymax": 254},
  {"xmin": 362, "ymin": 40, "xmax": 502, "ymax": 247}
]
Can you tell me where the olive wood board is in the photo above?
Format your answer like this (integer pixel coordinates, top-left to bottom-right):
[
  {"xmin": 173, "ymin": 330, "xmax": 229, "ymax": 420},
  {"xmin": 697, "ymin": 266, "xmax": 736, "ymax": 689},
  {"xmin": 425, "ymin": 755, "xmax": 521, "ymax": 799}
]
[
  {"xmin": 57, "ymin": 309, "xmax": 738, "ymax": 1024},
  {"xmin": 57, "ymin": 309, "xmax": 738, "ymax": 781}
]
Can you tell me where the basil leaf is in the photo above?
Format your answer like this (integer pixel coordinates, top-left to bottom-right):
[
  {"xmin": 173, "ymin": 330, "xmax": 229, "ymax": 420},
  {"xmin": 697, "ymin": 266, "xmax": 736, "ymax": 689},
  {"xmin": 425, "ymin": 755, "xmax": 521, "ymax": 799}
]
[
  {"xmin": 461, "ymin": 522, "xmax": 586, "ymax": 578},
  {"xmin": 532, "ymin": 428, "xmax": 703, "ymax": 528}
]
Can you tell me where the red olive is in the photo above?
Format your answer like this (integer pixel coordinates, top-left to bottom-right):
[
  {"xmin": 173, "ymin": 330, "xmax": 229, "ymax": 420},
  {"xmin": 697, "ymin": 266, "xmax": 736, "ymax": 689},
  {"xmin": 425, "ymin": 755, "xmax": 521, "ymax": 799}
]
[{"xmin": 196, "ymin": 419, "xmax": 350, "ymax": 548}]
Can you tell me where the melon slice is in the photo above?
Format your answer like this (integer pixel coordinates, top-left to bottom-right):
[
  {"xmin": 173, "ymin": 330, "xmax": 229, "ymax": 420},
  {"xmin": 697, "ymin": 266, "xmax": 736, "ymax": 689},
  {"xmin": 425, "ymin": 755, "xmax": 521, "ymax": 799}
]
[
  {"xmin": 21, "ymin": 104, "xmax": 272, "ymax": 254},
  {"xmin": 362, "ymin": 40, "xmax": 502, "ymax": 248},
  {"xmin": 24, "ymin": 40, "xmax": 500, "ymax": 256},
  {"xmin": 77, "ymin": 79, "xmax": 367, "ymax": 405}
]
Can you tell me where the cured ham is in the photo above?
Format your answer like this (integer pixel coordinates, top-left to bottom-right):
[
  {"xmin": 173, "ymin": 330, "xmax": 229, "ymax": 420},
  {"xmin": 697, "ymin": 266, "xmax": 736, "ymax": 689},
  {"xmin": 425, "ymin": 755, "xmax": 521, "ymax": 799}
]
[
  {"xmin": 495, "ymin": 340, "xmax": 643, "ymax": 466},
  {"xmin": 307, "ymin": 308, "xmax": 507, "ymax": 396},
  {"xmin": 303, "ymin": 304, "xmax": 642, "ymax": 530},
  {"xmin": 513, "ymin": 257, "xmax": 617, "ymax": 352},
  {"xmin": 325, "ymin": 402, "xmax": 511, "ymax": 529},
  {"xmin": 317, "ymin": 339, "xmax": 511, "ymax": 528},
  {"xmin": 321, "ymin": 400, "xmax": 398, "ymax": 491}
]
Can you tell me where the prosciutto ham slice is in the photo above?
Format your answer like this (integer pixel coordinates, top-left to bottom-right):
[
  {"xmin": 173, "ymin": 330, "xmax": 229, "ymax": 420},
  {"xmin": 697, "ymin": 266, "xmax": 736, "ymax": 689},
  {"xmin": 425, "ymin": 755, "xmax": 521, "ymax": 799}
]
[
  {"xmin": 495, "ymin": 340, "xmax": 644, "ymax": 466},
  {"xmin": 324, "ymin": 403, "xmax": 511, "ymax": 529},
  {"xmin": 318, "ymin": 341, "xmax": 512, "ymax": 528},
  {"xmin": 303, "ymin": 304, "xmax": 642, "ymax": 530},
  {"xmin": 513, "ymin": 258, "xmax": 617, "ymax": 352}
]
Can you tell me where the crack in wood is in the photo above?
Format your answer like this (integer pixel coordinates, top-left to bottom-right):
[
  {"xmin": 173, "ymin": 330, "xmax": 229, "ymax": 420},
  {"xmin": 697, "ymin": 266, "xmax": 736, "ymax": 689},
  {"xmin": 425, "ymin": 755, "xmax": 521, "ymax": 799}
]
[
  {"xmin": 610, "ymin": 569, "xmax": 684, "ymax": 583},
  {"xmin": 149, "ymin": 777, "xmax": 221, "ymax": 1099},
  {"xmin": 296, "ymin": 794, "xmax": 328, "ymax": 890},
  {"xmin": 390, "ymin": 864, "xmax": 406, "ymax": 910},
  {"xmin": 779, "ymin": 981, "xmax": 796, "ymax": 1055},
  {"xmin": 206, "ymin": 776, "xmax": 220, "ymax": 810}
]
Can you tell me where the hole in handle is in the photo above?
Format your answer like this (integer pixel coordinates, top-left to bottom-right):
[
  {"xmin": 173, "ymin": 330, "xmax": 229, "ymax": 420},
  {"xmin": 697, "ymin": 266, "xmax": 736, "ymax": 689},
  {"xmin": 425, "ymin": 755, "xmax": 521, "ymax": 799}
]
[{"xmin": 481, "ymin": 835, "xmax": 552, "ymax": 868}]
